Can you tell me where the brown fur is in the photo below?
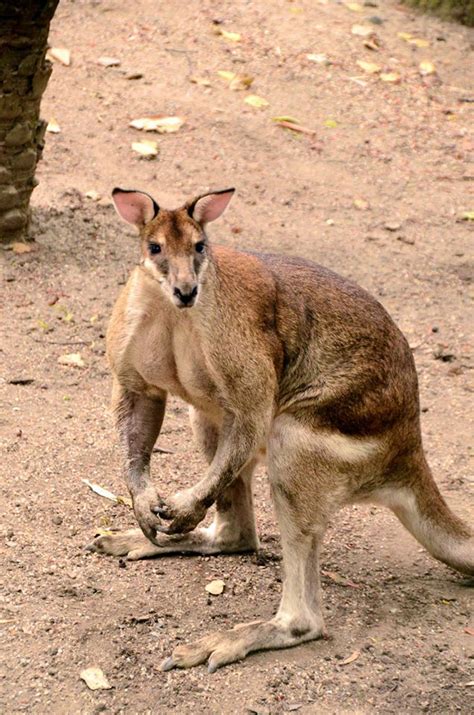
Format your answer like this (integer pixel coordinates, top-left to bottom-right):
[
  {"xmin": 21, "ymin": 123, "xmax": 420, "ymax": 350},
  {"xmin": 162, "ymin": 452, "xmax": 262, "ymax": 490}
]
[{"xmin": 88, "ymin": 189, "xmax": 474, "ymax": 673}]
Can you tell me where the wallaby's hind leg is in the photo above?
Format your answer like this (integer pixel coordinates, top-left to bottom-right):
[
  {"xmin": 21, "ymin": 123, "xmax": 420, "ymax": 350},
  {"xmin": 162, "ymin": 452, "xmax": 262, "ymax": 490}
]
[
  {"xmin": 372, "ymin": 454, "xmax": 474, "ymax": 575},
  {"xmin": 161, "ymin": 416, "xmax": 339, "ymax": 672},
  {"xmin": 88, "ymin": 410, "xmax": 258, "ymax": 559}
]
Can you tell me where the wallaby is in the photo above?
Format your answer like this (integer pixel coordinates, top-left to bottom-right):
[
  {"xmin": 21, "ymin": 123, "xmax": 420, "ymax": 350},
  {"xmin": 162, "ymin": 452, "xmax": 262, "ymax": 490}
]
[{"xmin": 88, "ymin": 187, "xmax": 473, "ymax": 673}]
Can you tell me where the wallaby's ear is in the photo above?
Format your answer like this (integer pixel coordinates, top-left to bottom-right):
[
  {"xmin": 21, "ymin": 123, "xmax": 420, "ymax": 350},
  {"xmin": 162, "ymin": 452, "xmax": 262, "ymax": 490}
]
[
  {"xmin": 189, "ymin": 188, "xmax": 235, "ymax": 225},
  {"xmin": 112, "ymin": 188, "xmax": 159, "ymax": 227}
]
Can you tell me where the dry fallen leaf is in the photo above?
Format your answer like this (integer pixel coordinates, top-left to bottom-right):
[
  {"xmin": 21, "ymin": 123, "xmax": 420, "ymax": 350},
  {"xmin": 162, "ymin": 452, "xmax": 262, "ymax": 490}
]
[
  {"xmin": 58, "ymin": 353, "xmax": 85, "ymax": 368},
  {"xmin": 131, "ymin": 140, "xmax": 159, "ymax": 157},
  {"xmin": 397, "ymin": 33, "xmax": 429, "ymax": 48},
  {"xmin": 323, "ymin": 570, "xmax": 360, "ymax": 588},
  {"xmin": 83, "ymin": 479, "xmax": 133, "ymax": 508},
  {"xmin": 275, "ymin": 119, "xmax": 317, "ymax": 135},
  {"xmin": 97, "ymin": 56, "xmax": 120, "ymax": 67},
  {"xmin": 345, "ymin": 2, "xmax": 364, "ymax": 11},
  {"xmin": 306, "ymin": 53, "xmax": 330, "ymax": 65},
  {"xmin": 218, "ymin": 29, "xmax": 241, "ymax": 42},
  {"xmin": 351, "ymin": 24, "xmax": 373, "ymax": 37},
  {"xmin": 47, "ymin": 47, "xmax": 71, "ymax": 66},
  {"xmin": 205, "ymin": 579, "xmax": 225, "ymax": 595},
  {"xmin": 354, "ymin": 198, "xmax": 369, "ymax": 210},
  {"xmin": 419, "ymin": 61, "xmax": 436, "ymax": 76},
  {"xmin": 324, "ymin": 118, "xmax": 338, "ymax": 128},
  {"xmin": 244, "ymin": 95, "xmax": 269, "ymax": 108},
  {"xmin": 460, "ymin": 211, "xmax": 474, "ymax": 221},
  {"xmin": 217, "ymin": 71, "xmax": 253, "ymax": 90},
  {"xmin": 80, "ymin": 667, "xmax": 111, "ymax": 691},
  {"xmin": 356, "ymin": 60, "xmax": 381, "ymax": 74},
  {"xmin": 46, "ymin": 118, "xmax": 61, "ymax": 134},
  {"xmin": 189, "ymin": 75, "xmax": 211, "ymax": 86},
  {"xmin": 380, "ymin": 72, "xmax": 401, "ymax": 84},
  {"xmin": 339, "ymin": 650, "xmax": 361, "ymax": 666},
  {"xmin": 129, "ymin": 116, "xmax": 185, "ymax": 133},
  {"xmin": 11, "ymin": 242, "xmax": 35, "ymax": 254},
  {"xmin": 85, "ymin": 190, "xmax": 100, "ymax": 201},
  {"xmin": 410, "ymin": 38, "xmax": 429, "ymax": 48}
]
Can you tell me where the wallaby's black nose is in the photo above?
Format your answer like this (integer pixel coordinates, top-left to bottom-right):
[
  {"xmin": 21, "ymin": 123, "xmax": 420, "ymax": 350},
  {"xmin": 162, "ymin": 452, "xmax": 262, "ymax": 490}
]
[{"xmin": 174, "ymin": 286, "xmax": 198, "ymax": 306}]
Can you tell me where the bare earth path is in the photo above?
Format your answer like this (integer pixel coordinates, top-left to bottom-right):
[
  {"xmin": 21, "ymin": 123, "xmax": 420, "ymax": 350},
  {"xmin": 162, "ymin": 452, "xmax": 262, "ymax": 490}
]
[{"xmin": 1, "ymin": 1, "xmax": 473, "ymax": 713}]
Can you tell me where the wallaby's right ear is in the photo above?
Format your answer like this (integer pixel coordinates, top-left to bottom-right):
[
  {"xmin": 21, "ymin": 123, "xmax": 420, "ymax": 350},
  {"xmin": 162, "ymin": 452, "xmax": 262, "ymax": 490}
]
[{"xmin": 112, "ymin": 188, "xmax": 159, "ymax": 227}]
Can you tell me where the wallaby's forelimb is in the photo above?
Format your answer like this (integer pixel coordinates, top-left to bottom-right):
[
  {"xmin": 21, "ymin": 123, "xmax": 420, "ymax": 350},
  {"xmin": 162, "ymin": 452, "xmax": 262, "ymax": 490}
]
[
  {"xmin": 112, "ymin": 379, "xmax": 167, "ymax": 543},
  {"xmin": 156, "ymin": 409, "xmax": 271, "ymax": 535}
]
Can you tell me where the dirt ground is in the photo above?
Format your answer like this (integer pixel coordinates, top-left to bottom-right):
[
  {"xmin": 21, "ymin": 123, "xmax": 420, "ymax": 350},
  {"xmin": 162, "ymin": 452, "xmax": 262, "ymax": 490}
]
[{"xmin": 1, "ymin": 0, "xmax": 473, "ymax": 713}]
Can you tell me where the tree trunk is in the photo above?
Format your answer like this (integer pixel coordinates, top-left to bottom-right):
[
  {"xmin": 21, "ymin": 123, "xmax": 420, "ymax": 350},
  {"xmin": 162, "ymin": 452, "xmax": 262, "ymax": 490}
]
[
  {"xmin": 402, "ymin": 0, "xmax": 474, "ymax": 26},
  {"xmin": 0, "ymin": 0, "xmax": 60, "ymax": 244}
]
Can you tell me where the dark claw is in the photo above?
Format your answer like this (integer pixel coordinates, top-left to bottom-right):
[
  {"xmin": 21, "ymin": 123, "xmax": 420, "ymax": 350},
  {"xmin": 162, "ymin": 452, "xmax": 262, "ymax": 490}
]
[
  {"xmin": 160, "ymin": 656, "xmax": 176, "ymax": 672},
  {"xmin": 155, "ymin": 524, "xmax": 172, "ymax": 534},
  {"xmin": 153, "ymin": 504, "xmax": 174, "ymax": 520}
]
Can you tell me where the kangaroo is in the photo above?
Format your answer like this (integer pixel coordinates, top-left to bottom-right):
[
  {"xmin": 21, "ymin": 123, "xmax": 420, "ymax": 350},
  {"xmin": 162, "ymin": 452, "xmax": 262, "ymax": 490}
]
[{"xmin": 88, "ymin": 187, "xmax": 474, "ymax": 673}]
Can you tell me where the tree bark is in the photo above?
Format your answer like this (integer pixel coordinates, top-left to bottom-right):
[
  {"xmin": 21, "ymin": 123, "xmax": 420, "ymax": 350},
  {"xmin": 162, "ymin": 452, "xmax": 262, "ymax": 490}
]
[
  {"xmin": 0, "ymin": 0, "xmax": 60, "ymax": 244},
  {"xmin": 402, "ymin": 0, "xmax": 474, "ymax": 26}
]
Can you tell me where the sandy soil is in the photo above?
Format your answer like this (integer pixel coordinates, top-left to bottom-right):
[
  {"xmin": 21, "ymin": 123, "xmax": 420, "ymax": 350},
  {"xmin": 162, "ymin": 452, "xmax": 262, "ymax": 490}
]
[{"xmin": 1, "ymin": 0, "xmax": 473, "ymax": 713}]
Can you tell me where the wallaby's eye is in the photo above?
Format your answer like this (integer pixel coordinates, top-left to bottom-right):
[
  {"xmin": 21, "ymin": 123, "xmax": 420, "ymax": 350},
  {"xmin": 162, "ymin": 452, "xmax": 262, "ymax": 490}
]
[
  {"xmin": 195, "ymin": 241, "xmax": 206, "ymax": 254},
  {"xmin": 149, "ymin": 243, "xmax": 161, "ymax": 255}
]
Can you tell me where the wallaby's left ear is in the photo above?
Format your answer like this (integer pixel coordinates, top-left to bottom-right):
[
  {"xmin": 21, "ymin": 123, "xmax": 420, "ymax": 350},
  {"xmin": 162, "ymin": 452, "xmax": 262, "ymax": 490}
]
[{"xmin": 189, "ymin": 188, "xmax": 235, "ymax": 225}]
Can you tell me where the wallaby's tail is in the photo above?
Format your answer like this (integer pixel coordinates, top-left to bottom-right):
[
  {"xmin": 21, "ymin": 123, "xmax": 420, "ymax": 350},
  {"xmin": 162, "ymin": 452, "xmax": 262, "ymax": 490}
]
[{"xmin": 380, "ymin": 457, "xmax": 473, "ymax": 575}]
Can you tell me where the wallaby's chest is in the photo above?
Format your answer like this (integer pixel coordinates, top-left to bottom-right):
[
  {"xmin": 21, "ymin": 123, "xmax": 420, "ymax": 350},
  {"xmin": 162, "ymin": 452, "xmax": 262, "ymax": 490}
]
[{"xmin": 124, "ymin": 309, "xmax": 219, "ymax": 415}]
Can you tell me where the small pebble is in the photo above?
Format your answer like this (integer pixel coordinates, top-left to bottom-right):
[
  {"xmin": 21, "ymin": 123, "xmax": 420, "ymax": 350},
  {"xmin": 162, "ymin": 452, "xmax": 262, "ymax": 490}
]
[{"xmin": 52, "ymin": 515, "xmax": 63, "ymax": 526}]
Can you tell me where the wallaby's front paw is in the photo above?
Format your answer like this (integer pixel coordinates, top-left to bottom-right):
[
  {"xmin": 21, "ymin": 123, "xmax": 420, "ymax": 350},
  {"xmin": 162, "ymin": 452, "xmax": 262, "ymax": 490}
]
[
  {"xmin": 132, "ymin": 484, "xmax": 163, "ymax": 544},
  {"xmin": 154, "ymin": 489, "xmax": 208, "ymax": 535}
]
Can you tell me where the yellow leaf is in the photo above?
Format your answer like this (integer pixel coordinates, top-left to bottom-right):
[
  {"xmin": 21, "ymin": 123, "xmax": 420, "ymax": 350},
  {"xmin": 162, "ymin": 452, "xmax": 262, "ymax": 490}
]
[
  {"xmin": 410, "ymin": 38, "xmax": 429, "ymax": 48},
  {"xmin": 356, "ymin": 60, "xmax": 381, "ymax": 74},
  {"xmin": 189, "ymin": 76, "xmax": 211, "ymax": 86},
  {"xmin": 244, "ymin": 95, "xmax": 269, "ymax": 108},
  {"xmin": 461, "ymin": 211, "xmax": 474, "ymax": 221},
  {"xmin": 46, "ymin": 118, "xmax": 61, "ymax": 134},
  {"xmin": 219, "ymin": 29, "xmax": 241, "ymax": 42},
  {"xmin": 380, "ymin": 72, "xmax": 401, "ymax": 83},
  {"xmin": 272, "ymin": 115, "xmax": 300, "ymax": 124},
  {"xmin": 289, "ymin": 6, "xmax": 304, "ymax": 13},
  {"xmin": 324, "ymin": 118, "xmax": 338, "ymax": 128},
  {"xmin": 354, "ymin": 198, "xmax": 369, "ymax": 210},
  {"xmin": 217, "ymin": 70, "xmax": 236, "ymax": 81},
  {"xmin": 80, "ymin": 668, "xmax": 111, "ymax": 691},
  {"xmin": 129, "ymin": 116, "xmax": 184, "ymax": 133},
  {"xmin": 131, "ymin": 140, "xmax": 159, "ymax": 157},
  {"xmin": 205, "ymin": 579, "xmax": 225, "ymax": 595},
  {"xmin": 397, "ymin": 32, "xmax": 412, "ymax": 41},
  {"xmin": 58, "ymin": 353, "xmax": 85, "ymax": 368},
  {"xmin": 47, "ymin": 47, "xmax": 71, "ymax": 66},
  {"xmin": 345, "ymin": 2, "xmax": 364, "ymax": 11},
  {"xmin": 419, "ymin": 61, "xmax": 435, "ymax": 76}
]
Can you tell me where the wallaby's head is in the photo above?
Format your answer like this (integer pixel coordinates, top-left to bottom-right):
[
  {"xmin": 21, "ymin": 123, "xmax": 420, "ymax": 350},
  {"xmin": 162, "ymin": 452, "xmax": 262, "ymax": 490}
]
[{"xmin": 112, "ymin": 188, "xmax": 235, "ymax": 309}]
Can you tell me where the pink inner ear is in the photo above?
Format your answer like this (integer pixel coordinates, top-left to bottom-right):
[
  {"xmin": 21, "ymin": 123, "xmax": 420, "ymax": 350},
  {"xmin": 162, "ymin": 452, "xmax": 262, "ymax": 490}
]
[
  {"xmin": 112, "ymin": 190, "xmax": 157, "ymax": 227},
  {"xmin": 192, "ymin": 190, "xmax": 234, "ymax": 224}
]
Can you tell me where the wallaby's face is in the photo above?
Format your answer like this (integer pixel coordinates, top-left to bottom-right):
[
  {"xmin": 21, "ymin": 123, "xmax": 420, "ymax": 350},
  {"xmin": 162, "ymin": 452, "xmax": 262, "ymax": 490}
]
[
  {"xmin": 141, "ymin": 211, "xmax": 207, "ymax": 308},
  {"xmin": 112, "ymin": 187, "xmax": 235, "ymax": 309}
]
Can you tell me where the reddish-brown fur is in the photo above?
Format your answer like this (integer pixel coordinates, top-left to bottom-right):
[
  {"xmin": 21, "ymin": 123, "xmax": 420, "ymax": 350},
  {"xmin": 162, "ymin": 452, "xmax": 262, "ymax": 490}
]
[{"xmin": 89, "ymin": 189, "xmax": 473, "ymax": 673}]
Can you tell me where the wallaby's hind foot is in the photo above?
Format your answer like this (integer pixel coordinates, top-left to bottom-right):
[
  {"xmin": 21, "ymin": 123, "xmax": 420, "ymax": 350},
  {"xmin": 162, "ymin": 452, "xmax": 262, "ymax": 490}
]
[
  {"xmin": 374, "ymin": 457, "xmax": 474, "ymax": 576},
  {"xmin": 161, "ymin": 617, "xmax": 324, "ymax": 673},
  {"xmin": 87, "ymin": 524, "xmax": 257, "ymax": 561}
]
